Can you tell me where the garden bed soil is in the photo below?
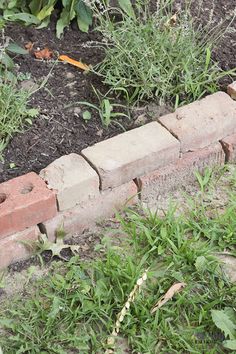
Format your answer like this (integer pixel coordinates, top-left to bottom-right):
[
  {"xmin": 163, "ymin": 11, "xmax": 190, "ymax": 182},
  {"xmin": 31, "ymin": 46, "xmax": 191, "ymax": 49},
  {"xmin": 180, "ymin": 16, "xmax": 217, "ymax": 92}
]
[{"xmin": 0, "ymin": 0, "xmax": 235, "ymax": 183}]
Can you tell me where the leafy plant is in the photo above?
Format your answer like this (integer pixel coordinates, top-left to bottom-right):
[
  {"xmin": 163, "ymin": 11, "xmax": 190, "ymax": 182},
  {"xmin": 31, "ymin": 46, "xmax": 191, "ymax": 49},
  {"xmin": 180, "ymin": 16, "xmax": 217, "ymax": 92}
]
[
  {"xmin": 0, "ymin": 0, "xmax": 137, "ymax": 37},
  {"xmin": 211, "ymin": 308, "xmax": 236, "ymax": 350},
  {"xmin": 73, "ymin": 87, "xmax": 130, "ymax": 127},
  {"xmin": 0, "ymin": 26, "xmax": 28, "ymax": 75},
  {"xmin": 0, "ymin": 0, "xmax": 93, "ymax": 37},
  {"xmin": 93, "ymin": 0, "xmax": 236, "ymax": 105}
]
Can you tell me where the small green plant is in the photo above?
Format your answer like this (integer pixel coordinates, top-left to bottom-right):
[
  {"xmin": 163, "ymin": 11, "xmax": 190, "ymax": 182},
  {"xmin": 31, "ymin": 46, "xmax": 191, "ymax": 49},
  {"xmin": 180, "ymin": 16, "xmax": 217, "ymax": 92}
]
[
  {"xmin": 195, "ymin": 168, "xmax": 213, "ymax": 192},
  {"xmin": 93, "ymin": 0, "xmax": 235, "ymax": 105},
  {"xmin": 211, "ymin": 308, "xmax": 236, "ymax": 350},
  {"xmin": 73, "ymin": 87, "xmax": 130, "ymax": 127},
  {"xmin": 0, "ymin": 77, "xmax": 38, "ymax": 160}
]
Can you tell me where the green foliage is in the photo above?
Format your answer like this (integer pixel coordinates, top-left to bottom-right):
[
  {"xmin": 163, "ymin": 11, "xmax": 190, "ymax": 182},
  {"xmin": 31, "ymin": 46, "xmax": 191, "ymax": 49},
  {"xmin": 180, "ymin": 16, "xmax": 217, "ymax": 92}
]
[
  {"xmin": 0, "ymin": 27, "xmax": 28, "ymax": 75},
  {"xmin": 0, "ymin": 77, "xmax": 38, "ymax": 160},
  {"xmin": 195, "ymin": 168, "xmax": 213, "ymax": 192},
  {"xmin": 94, "ymin": 0, "xmax": 236, "ymax": 105},
  {"xmin": 0, "ymin": 0, "xmax": 137, "ymax": 37},
  {"xmin": 211, "ymin": 308, "xmax": 236, "ymax": 350},
  {"xmin": 0, "ymin": 0, "xmax": 93, "ymax": 37},
  {"xmin": 0, "ymin": 168, "xmax": 236, "ymax": 352},
  {"xmin": 71, "ymin": 86, "xmax": 130, "ymax": 127}
]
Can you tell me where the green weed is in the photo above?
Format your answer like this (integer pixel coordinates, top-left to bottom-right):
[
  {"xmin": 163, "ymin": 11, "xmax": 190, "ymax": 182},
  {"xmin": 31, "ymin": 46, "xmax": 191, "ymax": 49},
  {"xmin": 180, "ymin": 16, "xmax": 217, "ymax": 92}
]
[
  {"xmin": 94, "ymin": 0, "xmax": 235, "ymax": 105},
  {"xmin": 68, "ymin": 86, "xmax": 130, "ymax": 127},
  {"xmin": 0, "ymin": 77, "xmax": 38, "ymax": 160}
]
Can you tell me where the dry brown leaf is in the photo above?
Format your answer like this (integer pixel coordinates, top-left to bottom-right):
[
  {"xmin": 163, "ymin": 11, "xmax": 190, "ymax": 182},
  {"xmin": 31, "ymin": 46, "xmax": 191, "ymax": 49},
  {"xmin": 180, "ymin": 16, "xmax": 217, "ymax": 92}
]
[
  {"xmin": 25, "ymin": 41, "xmax": 34, "ymax": 52},
  {"xmin": 34, "ymin": 47, "xmax": 53, "ymax": 60},
  {"xmin": 151, "ymin": 282, "xmax": 186, "ymax": 314},
  {"xmin": 164, "ymin": 13, "xmax": 177, "ymax": 28}
]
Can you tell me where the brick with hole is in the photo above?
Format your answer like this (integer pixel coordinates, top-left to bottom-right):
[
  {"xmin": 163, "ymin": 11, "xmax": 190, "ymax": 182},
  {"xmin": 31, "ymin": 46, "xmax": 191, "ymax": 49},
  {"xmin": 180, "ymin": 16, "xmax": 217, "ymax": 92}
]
[
  {"xmin": 140, "ymin": 142, "xmax": 225, "ymax": 204},
  {"xmin": 0, "ymin": 172, "xmax": 57, "ymax": 239},
  {"xmin": 41, "ymin": 181, "xmax": 138, "ymax": 241},
  {"xmin": 158, "ymin": 92, "xmax": 236, "ymax": 153},
  {"xmin": 220, "ymin": 134, "xmax": 236, "ymax": 162},
  {"xmin": 40, "ymin": 153, "xmax": 99, "ymax": 211},
  {"xmin": 82, "ymin": 122, "xmax": 180, "ymax": 190},
  {"xmin": 0, "ymin": 226, "xmax": 40, "ymax": 269}
]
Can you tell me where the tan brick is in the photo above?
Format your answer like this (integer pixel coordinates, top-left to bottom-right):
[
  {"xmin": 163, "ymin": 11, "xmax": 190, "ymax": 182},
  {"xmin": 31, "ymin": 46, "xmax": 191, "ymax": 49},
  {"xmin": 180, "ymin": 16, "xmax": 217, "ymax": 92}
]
[
  {"xmin": 158, "ymin": 92, "xmax": 236, "ymax": 153},
  {"xmin": 82, "ymin": 122, "xmax": 180, "ymax": 190},
  {"xmin": 0, "ymin": 226, "xmax": 40, "ymax": 269},
  {"xmin": 0, "ymin": 172, "xmax": 57, "ymax": 239},
  {"xmin": 227, "ymin": 81, "xmax": 236, "ymax": 100},
  {"xmin": 220, "ymin": 134, "xmax": 236, "ymax": 162},
  {"xmin": 40, "ymin": 153, "xmax": 99, "ymax": 211},
  {"xmin": 41, "ymin": 181, "xmax": 138, "ymax": 240},
  {"xmin": 140, "ymin": 143, "xmax": 225, "ymax": 203}
]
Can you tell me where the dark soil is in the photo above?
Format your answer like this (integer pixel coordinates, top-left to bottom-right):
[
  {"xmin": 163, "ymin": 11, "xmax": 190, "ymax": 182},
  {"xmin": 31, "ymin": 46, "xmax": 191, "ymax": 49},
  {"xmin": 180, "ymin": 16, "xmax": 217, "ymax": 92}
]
[{"xmin": 0, "ymin": 0, "xmax": 235, "ymax": 183}]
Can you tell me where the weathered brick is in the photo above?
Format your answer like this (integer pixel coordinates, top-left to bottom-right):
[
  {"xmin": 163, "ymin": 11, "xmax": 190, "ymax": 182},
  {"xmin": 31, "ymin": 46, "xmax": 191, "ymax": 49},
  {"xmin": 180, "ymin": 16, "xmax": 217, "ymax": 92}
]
[
  {"xmin": 0, "ymin": 172, "xmax": 57, "ymax": 239},
  {"xmin": 140, "ymin": 143, "xmax": 225, "ymax": 203},
  {"xmin": 220, "ymin": 134, "xmax": 236, "ymax": 163},
  {"xmin": 82, "ymin": 122, "xmax": 180, "ymax": 190},
  {"xmin": 0, "ymin": 226, "xmax": 40, "ymax": 269},
  {"xmin": 40, "ymin": 153, "xmax": 99, "ymax": 211},
  {"xmin": 41, "ymin": 181, "xmax": 138, "ymax": 240},
  {"xmin": 227, "ymin": 81, "xmax": 236, "ymax": 100},
  {"xmin": 158, "ymin": 92, "xmax": 236, "ymax": 153}
]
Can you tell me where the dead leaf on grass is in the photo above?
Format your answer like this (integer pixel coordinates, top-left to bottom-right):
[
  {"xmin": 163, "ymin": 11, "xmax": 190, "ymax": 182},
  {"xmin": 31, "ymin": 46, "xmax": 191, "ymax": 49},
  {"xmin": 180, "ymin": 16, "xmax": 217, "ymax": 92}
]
[
  {"xmin": 37, "ymin": 233, "xmax": 80, "ymax": 261},
  {"xmin": 151, "ymin": 282, "xmax": 186, "ymax": 314},
  {"xmin": 164, "ymin": 13, "xmax": 177, "ymax": 28},
  {"xmin": 34, "ymin": 47, "xmax": 53, "ymax": 60}
]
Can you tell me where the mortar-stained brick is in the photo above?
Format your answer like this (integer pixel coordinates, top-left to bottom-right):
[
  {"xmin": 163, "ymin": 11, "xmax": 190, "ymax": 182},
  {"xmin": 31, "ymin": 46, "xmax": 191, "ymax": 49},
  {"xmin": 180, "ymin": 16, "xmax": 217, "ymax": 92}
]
[
  {"xmin": 140, "ymin": 143, "xmax": 225, "ymax": 203},
  {"xmin": 220, "ymin": 134, "xmax": 236, "ymax": 162},
  {"xmin": 40, "ymin": 154, "xmax": 99, "ymax": 211},
  {"xmin": 158, "ymin": 92, "xmax": 236, "ymax": 153},
  {"xmin": 0, "ymin": 226, "xmax": 40, "ymax": 269},
  {"xmin": 0, "ymin": 172, "xmax": 57, "ymax": 239},
  {"xmin": 82, "ymin": 122, "xmax": 180, "ymax": 190},
  {"xmin": 42, "ymin": 181, "xmax": 138, "ymax": 240}
]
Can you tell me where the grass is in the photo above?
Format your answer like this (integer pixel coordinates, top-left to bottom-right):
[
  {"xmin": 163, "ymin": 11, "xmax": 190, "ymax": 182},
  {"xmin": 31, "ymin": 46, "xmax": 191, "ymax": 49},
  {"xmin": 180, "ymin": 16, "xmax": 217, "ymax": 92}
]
[
  {"xmin": 0, "ymin": 167, "xmax": 236, "ymax": 353},
  {"xmin": 0, "ymin": 77, "xmax": 38, "ymax": 160},
  {"xmin": 93, "ymin": 0, "xmax": 235, "ymax": 105}
]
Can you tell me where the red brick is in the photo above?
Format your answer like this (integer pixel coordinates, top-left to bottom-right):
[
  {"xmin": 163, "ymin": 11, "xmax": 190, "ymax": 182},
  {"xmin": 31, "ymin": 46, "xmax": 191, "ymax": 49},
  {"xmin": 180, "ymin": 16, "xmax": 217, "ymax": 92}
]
[
  {"xmin": 0, "ymin": 226, "xmax": 40, "ymax": 269},
  {"xmin": 220, "ymin": 134, "xmax": 236, "ymax": 162},
  {"xmin": 41, "ymin": 181, "xmax": 138, "ymax": 240},
  {"xmin": 0, "ymin": 172, "xmax": 57, "ymax": 239},
  {"xmin": 158, "ymin": 92, "xmax": 236, "ymax": 153},
  {"xmin": 82, "ymin": 122, "xmax": 180, "ymax": 190},
  {"xmin": 140, "ymin": 143, "xmax": 225, "ymax": 202}
]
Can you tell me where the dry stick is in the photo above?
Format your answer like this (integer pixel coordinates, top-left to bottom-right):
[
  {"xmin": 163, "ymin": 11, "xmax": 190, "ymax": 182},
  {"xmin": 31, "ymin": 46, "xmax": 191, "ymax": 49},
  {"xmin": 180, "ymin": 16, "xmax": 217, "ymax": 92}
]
[{"xmin": 104, "ymin": 269, "xmax": 148, "ymax": 354}]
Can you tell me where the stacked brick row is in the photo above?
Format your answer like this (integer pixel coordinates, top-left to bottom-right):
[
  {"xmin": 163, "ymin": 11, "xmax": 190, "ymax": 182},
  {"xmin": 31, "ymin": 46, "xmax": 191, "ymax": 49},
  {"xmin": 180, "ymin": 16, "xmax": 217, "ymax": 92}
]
[{"xmin": 1, "ymin": 91, "xmax": 236, "ymax": 269}]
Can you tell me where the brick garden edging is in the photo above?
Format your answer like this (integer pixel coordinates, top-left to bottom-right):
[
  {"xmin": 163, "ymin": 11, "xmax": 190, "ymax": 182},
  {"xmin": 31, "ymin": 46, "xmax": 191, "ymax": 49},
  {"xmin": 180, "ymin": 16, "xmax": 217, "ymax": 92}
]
[{"xmin": 1, "ymin": 90, "xmax": 236, "ymax": 269}]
